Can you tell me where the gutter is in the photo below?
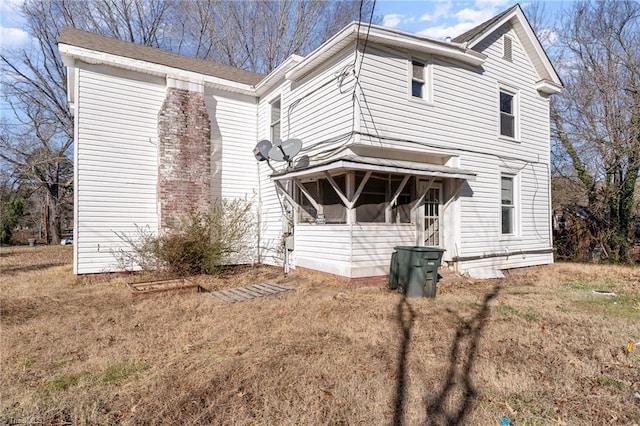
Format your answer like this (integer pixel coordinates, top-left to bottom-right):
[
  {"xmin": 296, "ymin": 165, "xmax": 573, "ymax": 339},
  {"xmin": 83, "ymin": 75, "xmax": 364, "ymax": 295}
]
[
  {"xmin": 286, "ymin": 22, "xmax": 486, "ymax": 82},
  {"xmin": 451, "ymin": 247, "xmax": 554, "ymax": 262},
  {"xmin": 58, "ymin": 44, "xmax": 256, "ymax": 95},
  {"xmin": 254, "ymin": 55, "xmax": 303, "ymax": 96}
]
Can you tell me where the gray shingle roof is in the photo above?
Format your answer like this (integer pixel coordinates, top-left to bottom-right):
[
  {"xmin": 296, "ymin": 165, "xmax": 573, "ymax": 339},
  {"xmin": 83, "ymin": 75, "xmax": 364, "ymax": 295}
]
[
  {"xmin": 453, "ymin": 5, "xmax": 518, "ymax": 44},
  {"xmin": 58, "ymin": 27, "xmax": 265, "ymax": 86}
]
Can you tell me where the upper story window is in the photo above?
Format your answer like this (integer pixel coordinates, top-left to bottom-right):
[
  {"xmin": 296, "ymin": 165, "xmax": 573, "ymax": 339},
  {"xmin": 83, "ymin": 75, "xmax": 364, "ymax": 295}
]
[
  {"xmin": 409, "ymin": 57, "xmax": 433, "ymax": 103},
  {"xmin": 270, "ymin": 98, "xmax": 281, "ymax": 143},
  {"xmin": 503, "ymin": 35, "xmax": 513, "ymax": 62},
  {"xmin": 411, "ymin": 60, "xmax": 425, "ymax": 98},
  {"xmin": 499, "ymin": 89, "xmax": 518, "ymax": 139}
]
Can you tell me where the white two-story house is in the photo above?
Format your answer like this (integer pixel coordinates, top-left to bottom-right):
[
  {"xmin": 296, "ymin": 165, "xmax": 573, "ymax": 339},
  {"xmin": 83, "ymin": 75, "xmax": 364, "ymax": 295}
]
[{"xmin": 58, "ymin": 5, "xmax": 562, "ymax": 280}]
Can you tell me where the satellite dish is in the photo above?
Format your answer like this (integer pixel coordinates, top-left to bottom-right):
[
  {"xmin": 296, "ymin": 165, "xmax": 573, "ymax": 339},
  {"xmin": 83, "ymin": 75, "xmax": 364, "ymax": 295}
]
[
  {"xmin": 269, "ymin": 138, "xmax": 302, "ymax": 162},
  {"xmin": 253, "ymin": 139, "xmax": 272, "ymax": 161}
]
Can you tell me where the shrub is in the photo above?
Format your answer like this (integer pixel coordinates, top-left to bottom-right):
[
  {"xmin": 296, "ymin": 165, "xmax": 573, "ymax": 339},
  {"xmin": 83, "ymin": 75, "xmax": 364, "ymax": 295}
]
[{"xmin": 117, "ymin": 198, "xmax": 255, "ymax": 275}]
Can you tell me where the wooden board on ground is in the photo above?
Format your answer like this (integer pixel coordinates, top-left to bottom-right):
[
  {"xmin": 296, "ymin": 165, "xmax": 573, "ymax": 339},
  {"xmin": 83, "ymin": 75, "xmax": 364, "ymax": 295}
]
[{"xmin": 210, "ymin": 283, "xmax": 292, "ymax": 305}]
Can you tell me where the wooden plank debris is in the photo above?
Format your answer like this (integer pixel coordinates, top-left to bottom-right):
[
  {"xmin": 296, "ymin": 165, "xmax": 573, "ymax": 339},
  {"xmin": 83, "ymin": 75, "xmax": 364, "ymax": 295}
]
[{"xmin": 210, "ymin": 282, "xmax": 292, "ymax": 305}]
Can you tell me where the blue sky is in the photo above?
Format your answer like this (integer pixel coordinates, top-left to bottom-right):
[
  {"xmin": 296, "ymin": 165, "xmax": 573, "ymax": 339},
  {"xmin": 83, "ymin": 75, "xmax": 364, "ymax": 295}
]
[
  {"xmin": 375, "ymin": 0, "xmax": 575, "ymax": 39},
  {"xmin": 0, "ymin": 0, "xmax": 575, "ymax": 51},
  {"xmin": 0, "ymin": 0, "xmax": 28, "ymax": 51}
]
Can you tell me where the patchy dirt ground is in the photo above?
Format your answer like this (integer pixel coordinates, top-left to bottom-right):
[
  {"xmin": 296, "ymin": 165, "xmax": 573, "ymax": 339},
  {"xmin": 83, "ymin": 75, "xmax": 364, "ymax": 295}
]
[{"xmin": 1, "ymin": 245, "xmax": 639, "ymax": 425}]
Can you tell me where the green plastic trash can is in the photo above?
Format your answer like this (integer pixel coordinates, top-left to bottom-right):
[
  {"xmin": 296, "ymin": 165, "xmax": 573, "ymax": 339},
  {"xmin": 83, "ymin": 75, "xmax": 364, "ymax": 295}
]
[{"xmin": 394, "ymin": 246, "xmax": 445, "ymax": 298}]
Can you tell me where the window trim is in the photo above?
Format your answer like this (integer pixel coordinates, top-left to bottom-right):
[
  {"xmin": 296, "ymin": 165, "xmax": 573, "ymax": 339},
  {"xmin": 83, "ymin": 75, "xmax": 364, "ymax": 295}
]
[
  {"xmin": 407, "ymin": 56, "xmax": 433, "ymax": 104},
  {"xmin": 498, "ymin": 86, "xmax": 519, "ymax": 141},
  {"xmin": 500, "ymin": 173, "xmax": 518, "ymax": 237}
]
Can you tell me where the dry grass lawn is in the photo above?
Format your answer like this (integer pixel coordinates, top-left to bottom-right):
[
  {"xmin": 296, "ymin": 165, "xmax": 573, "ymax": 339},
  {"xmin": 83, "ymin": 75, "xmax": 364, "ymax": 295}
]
[{"xmin": 1, "ymin": 245, "xmax": 639, "ymax": 425}]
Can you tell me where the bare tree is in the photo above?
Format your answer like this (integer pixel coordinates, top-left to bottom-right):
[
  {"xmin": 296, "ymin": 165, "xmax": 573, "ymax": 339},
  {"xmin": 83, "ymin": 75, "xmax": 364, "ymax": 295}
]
[
  {"xmin": 0, "ymin": 0, "xmax": 174, "ymax": 243},
  {"xmin": 551, "ymin": 0, "xmax": 640, "ymax": 260},
  {"xmin": 173, "ymin": 0, "xmax": 377, "ymax": 73},
  {"xmin": 1, "ymin": 0, "xmax": 378, "ymax": 242}
]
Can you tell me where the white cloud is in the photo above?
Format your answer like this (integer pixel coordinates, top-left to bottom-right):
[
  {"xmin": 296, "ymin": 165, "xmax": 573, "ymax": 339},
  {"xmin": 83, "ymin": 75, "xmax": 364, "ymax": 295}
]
[
  {"xmin": 419, "ymin": 12, "xmax": 434, "ymax": 22},
  {"xmin": 455, "ymin": 8, "xmax": 496, "ymax": 23},
  {"xmin": 419, "ymin": 1, "xmax": 453, "ymax": 23},
  {"xmin": 382, "ymin": 13, "xmax": 419, "ymax": 29},
  {"xmin": 474, "ymin": 0, "xmax": 512, "ymax": 7},
  {"xmin": 382, "ymin": 13, "xmax": 404, "ymax": 28},
  {"xmin": 417, "ymin": 22, "xmax": 478, "ymax": 40},
  {"xmin": 0, "ymin": 0, "xmax": 21, "ymax": 12},
  {"xmin": 433, "ymin": 2, "xmax": 453, "ymax": 20},
  {"xmin": 380, "ymin": 0, "xmax": 519, "ymax": 40},
  {"xmin": 0, "ymin": 25, "xmax": 31, "ymax": 51}
]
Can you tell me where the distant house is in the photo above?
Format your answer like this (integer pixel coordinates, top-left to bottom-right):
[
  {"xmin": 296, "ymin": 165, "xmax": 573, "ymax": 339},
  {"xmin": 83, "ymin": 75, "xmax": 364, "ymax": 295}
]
[{"xmin": 58, "ymin": 4, "xmax": 562, "ymax": 279}]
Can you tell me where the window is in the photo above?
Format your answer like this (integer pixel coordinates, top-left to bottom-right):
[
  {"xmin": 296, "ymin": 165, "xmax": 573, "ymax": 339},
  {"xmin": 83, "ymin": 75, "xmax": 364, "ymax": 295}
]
[
  {"xmin": 503, "ymin": 36, "xmax": 513, "ymax": 62},
  {"xmin": 355, "ymin": 173, "xmax": 413, "ymax": 223},
  {"xmin": 499, "ymin": 90, "xmax": 516, "ymax": 138},
  {"xmin": 501, "ymin": 175, "xmax": 515, "ymax": 235},
  {"xmin": 297, "ymin": 175, "xmax": 347, "ymax": 224},
  {"xmin": 297, "ymin": 173, "xmax": 414, "ymax": 225},
  {"xmin": 356, "ymin": 173, "xmax": 388, "ymax": 223},
  {"xmin": 270, "ymin": 98, "xmax": 281, "ymax": 143},
  {"xmin": 411, "ymin": 59, "xmax": 425, "ymax": 99}
]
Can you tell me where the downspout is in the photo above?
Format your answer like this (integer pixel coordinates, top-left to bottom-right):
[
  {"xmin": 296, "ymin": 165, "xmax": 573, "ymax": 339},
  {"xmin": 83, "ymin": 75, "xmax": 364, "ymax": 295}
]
[{"xmin": 545, "ymin": 97, "xmax": 554, "ymax": 253}]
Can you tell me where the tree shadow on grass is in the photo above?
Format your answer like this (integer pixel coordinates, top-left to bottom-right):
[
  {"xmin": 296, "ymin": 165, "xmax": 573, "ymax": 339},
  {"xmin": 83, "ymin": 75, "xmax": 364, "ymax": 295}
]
[
  {"xmin": 392, "ymin": 293, "xmax": 416, "ymax": 426},
  {"xmin": 424, "ymin": 284, "xmax": 501, "ymax": 425},
  {"xmin": 391, "ymin": 283, "xmax": 501, "ymax": 426}
]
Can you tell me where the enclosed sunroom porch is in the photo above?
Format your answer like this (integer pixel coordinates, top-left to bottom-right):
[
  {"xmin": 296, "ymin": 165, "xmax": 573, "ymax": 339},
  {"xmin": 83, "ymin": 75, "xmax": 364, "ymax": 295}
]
[{"xmin": 272, "ymin": 156, "xmax": 476, "ymax": 279}]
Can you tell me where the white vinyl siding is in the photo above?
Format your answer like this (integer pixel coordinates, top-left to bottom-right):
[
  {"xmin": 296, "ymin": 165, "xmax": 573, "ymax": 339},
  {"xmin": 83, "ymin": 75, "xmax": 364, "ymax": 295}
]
[
  {"xmin": 351, "ymin": 225, "xmax": 414, "ymax": 277},
  {"xmin": 205, "ymin": 88, "xmax": 259, "ymax": 265},
  {"xmin": 75, "ymin": 64, "xmax": 165, "ymax": 274},
  {"xmin": 355, "ymin": 24, "xmax": 552, "ymax": 274},
  {"xmin": 205, "ymin": 88, "xmax": 259, "ymax": 200},
  {"xmin": 276, "ymin": 47, "xmax": 355, "ymax": 157},
  {"xmin": 255, "ymin": 48, "xmax": 357, "ymax": 267},
  {"xmin": 294, "ymin": 224, "xmax": 414, "ymax": 278}
]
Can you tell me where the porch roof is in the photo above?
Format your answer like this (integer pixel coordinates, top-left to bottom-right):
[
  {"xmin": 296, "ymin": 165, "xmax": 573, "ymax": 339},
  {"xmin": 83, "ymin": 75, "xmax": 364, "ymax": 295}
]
[{"xmin": 271, "ymin": 155, "xmax": 476, "ymax": 181}]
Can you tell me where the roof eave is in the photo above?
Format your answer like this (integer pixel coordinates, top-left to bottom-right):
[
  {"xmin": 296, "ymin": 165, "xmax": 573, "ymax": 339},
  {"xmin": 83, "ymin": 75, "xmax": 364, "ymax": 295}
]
[
  {"xmin": 465, "ymin": 6, "xmax": 563, "ymax": 88},
  {"xmin": 536, "ymin": 79, "xmax": 562, "ymax": 95},
  {"xmin": 286, "ymin": 23, "xmax": 486, "ymax": 82},
  {"xmin": 271, "ymin": 158, "xmax": 477, "ymax": 181},
  {"xmin": 58, "ymin": 43, "xmax": 257, "ymax": 95},
  {"xmin": 255, "ymin": 54, "xmax": 304, "ymax": 96}
]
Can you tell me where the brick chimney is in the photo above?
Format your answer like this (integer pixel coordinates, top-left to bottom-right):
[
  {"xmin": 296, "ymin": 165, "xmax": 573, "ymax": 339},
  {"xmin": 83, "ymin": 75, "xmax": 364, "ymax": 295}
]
[{"xmin": 157, "ymin": 79, "xmax": 211, "ymax": 229}]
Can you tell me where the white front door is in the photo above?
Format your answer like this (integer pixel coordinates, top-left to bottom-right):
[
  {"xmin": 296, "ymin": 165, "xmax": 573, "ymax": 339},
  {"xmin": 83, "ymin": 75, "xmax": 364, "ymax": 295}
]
[{"xmin": 421, "ymin": 184, "xmax": 442, "ymax": 247}]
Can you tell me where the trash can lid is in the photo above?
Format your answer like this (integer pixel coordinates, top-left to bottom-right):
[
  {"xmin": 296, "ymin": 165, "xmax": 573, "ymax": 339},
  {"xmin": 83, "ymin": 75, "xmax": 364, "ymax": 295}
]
[{"xmin": 394, "ymin": 246, "xmax": 446, "ymax": 252}]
